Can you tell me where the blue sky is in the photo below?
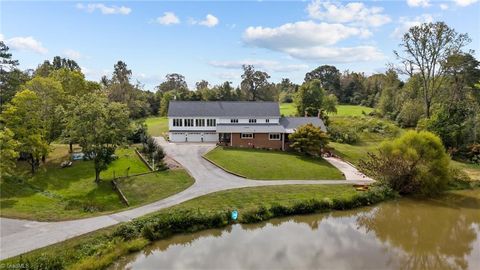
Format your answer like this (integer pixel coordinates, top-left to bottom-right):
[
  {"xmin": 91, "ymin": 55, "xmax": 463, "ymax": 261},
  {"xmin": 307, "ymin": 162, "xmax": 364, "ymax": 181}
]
[{"xmin": 2, "ymin": 0, "xmax": 479, "ymax": 90}]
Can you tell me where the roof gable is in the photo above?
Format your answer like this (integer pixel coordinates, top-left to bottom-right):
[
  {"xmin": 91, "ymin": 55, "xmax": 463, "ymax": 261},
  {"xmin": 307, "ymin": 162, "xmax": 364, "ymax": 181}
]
[{"xmin": 168, "ymin": 101, "xmax": 280, "ymax": 117}]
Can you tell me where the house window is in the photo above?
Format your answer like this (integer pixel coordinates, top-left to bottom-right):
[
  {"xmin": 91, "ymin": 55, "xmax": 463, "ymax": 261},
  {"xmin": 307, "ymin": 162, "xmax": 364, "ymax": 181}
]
[
  {"xmin": 173, "ymin": 119, "xmax": 183, "ymax": 127},
  {"xmin": 184, "ymin": 119, "xmax": 194, "ymax": 127},
  {"xmin": 249, "ymin": 119, "xmax": 257, "ymax": 123},
  {"xmin": 207, "ymin": 119, "xmax": 216, "ymax": 127},
  {"xmin": 195, "ymin": 119, "xmax": 205, "ymax": 127},
  {"xmin": 241, "ymin": 133, "xmax": 254, "ymax": 139},
  {"xmin": 265, "ymin": 119, "xmax": 270, "ymax": 123},
  {"xmin": 231, "ymin": 119, "xmax": 239, "ymax": 123},
  {"xmin": 269, "ymin": 133, "xmax": 281, "ymax": 140}
]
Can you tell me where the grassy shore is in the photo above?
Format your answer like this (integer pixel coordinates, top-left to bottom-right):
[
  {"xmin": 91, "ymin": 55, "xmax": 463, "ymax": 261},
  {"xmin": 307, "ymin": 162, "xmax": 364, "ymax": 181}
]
[
  {"xmin": 3, "ymin": 184, "xmax": 393, "ymax": 269},
  {"xmin": 204, "ymin": 147, "xmax": 344, "ymax": 180}
]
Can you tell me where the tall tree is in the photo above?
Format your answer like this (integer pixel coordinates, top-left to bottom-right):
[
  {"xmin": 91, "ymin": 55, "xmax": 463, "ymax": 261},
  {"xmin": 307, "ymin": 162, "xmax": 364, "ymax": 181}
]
[
  {"xmin": 2, "ymin": 90, "xmax": 49, "ymax": 173},
  {"xmin": 65, "ymin": 93, "xmax": 130, "ymax": 182},
  {"xmin": 195, "ymin": 80, "xmax": 209, "ymax": 91},
  {"xmin": 22, "ymin": 77, "xmax": 65, "ymax": 145},
  {"xmin": 304, "ymin": 65, "xmax": 341, "ymax": 97},
  {"xmin": 295, "ymin": 79, "xmax": 326, "ymax": 116},
  {"xmin": 394, "ymin": 21, "xmax": 471, "ymax": 118},
  {"xmin": 0, "ymin": 127, "xmax": 19, "ymax": 177},
  {"xmin": 157, "ymin": 73, "xmax": 188, "ymax": 93},
  {"xmin": 0, "ymin": 41, "xmax": 29, "ymax": 108},
  {"xmin": 442, "ymin": 52, "xmax": 480, "ymax": 102},
  {"xmin": 240, "ymin": 65, "xmax": 273, "ymax": 101},
  {"xmin": 34, "ymin": 56, "xmax": 80, "ymax": 77}
]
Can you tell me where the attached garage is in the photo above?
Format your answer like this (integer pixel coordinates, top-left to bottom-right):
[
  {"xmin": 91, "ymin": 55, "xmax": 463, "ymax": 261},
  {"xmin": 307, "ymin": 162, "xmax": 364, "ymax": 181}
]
[
  {"xmin": 186, "ymin": 132, "xmax": 202, "ymax": 142},
  {"xmin": 170, "ymin": 132, "xmax": 186, "ymax": 142},
  {"xmin": 203, "ymin": 132, "xmax": 218, "ymax": 142}
]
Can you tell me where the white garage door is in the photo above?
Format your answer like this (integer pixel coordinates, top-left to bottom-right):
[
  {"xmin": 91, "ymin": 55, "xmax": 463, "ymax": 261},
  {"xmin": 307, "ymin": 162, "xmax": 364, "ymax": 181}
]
[
  {"xmin": 203, "ymin": 132, "xmax": 218, "ymax": 142},
  {"xmin": 170, "ymin": 132, "xmax": 186, "ymax": 142},
  {"xmin": 186, "ymin": 132, "xmax": 202, "ymax": 142}
]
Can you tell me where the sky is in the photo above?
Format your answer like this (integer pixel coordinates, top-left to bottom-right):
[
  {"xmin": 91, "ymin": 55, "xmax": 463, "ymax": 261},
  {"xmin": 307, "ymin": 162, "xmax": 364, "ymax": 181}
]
[{"xmin": 1, "ymin": 0, "xmax": 480, "ymax": 90}]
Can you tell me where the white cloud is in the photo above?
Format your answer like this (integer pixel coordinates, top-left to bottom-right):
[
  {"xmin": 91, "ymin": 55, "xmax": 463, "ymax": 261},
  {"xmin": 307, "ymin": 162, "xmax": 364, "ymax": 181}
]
[
  {"xmin": 244, "ymin": 21, "xmax": 371, "ymax": 49},
  {"xmin": 454, "ymin": 0, "xmax": 478, "ymax": 7},
  {"xmin": 156, "ymin": 12, "xmax": 180, "ymax": 25},
  {"xmin": 4, "ymin": 36, "xmax": 48, "ymax": 54},
  {"xmin": 439, "ymin": 3, "xmax": 449, "ymax": 10},
  {"xmin": 406, "ymin": 0, "xmax": 430, "ymax": 7},
  {"xmin": 214, "ymin": 71, "xmax": 240, "ymax": 81},
  {"xmin": 392, "ymin": 14, "xmax": 434, "ymax": 38},
  {"xmin": 63, "ymin": 49, "xmax": 81, "ymax": 60},
  {"xmin": 0, "ymin": 33, "xmax": 4, "ymax": 41},
  {"xmin": 306, "ymin": 1, "xmax": 391, "ymax": 27},
  {"xmin": 282, "ymin": 46, "xmax": 385, "ymax": 62},
  {"xmin": 199, "ymin": 14, "xmax": 219, "ymax": 27},
  {"xmin": 209, "ymin": 59, "xmax": 308, "ymax": 72},
  {"xmin": 76, "ymin": 3, "xmax": 131, "ymax": 15},
  {"xmin": 243, "ymin": 20, "xmax": 384, "ymax": 63}
]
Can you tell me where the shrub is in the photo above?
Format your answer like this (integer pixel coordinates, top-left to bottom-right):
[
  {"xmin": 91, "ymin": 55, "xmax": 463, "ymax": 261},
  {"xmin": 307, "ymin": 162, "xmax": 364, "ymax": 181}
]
[
  {"xmin": 359, "ymin": 131, "xmax": 451, "ymax": 196},
  {"xmin": 112, "ymin": 223, "xmax": 140, "ymax": 240},
  {"xmin": 289, "ymin": 124, "xmax": 330, "ymax": 156},
  {"xmin": 18, "ymin": 254, "xmax": 64, "ymax": 270}
]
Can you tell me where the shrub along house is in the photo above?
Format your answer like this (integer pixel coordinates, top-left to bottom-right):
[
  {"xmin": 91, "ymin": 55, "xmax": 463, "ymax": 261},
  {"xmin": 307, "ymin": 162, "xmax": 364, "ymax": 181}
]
[{"xmin": 168, "ymin": 101, "xmax": 326, "ymax": 151}]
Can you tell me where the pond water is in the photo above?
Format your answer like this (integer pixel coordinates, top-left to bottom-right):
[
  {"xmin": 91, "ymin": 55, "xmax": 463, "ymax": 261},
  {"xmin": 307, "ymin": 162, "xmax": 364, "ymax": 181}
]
[{"xmin": 111, "ymin": 190, "xmax": 480, "ymax": 270}]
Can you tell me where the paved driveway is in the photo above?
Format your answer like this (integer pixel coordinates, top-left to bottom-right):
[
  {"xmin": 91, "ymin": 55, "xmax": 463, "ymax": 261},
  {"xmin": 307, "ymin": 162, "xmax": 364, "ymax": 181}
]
[{"xmin": 0, "ymin": 138, "xmax": 372, "ymax": 260}]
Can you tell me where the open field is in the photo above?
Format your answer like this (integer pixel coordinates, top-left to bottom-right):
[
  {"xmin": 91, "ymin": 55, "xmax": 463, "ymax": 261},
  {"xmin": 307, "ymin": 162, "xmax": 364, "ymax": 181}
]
[
  {"xmin": 0, "ymin": 144, "xmax": 194, "ymax": 221},
  {"xmin": 145, "ymin": 116, "xmax": 168, "ymax": 136},
  {"xmin": 279, "ymin": 103, "xmax": 374, "ymax": 117},
  {"xmin": 204, "ymin": 147, "xmax": 344, "ymax": 180}
]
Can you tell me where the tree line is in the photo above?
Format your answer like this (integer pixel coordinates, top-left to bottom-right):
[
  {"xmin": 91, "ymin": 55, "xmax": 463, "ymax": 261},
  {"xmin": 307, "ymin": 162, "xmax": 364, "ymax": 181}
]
[{"xmin": 1, "ymin": 21, "xmax": 479, "ymax": 180}]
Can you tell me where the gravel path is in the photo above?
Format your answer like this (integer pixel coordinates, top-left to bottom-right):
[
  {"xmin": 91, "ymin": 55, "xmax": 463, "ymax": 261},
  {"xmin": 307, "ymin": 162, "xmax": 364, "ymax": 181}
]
[{"xmin": 0, "ymin": 138, "xmax": 372, "ymax": 260}]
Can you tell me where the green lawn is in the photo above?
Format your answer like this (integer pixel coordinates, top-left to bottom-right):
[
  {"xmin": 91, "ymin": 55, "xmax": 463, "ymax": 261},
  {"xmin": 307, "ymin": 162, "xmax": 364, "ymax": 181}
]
[
  {"xmin": 334, "ymin": 105, "xmax": 374, "ymax": 116},
  {"xmin": 280, "ymin": 103, "xmax": 297, "ymax": 116},
  {"xmin": 204, "ymin": 147, "xmax": 344, "ymax": 180},
  {"xmin": 117, "ymin": 170, "xmax": 194, "ymax": 205},
  {"xmin": 329, "ymin": 141, "xmax": 378, "ymax": 165},
  {"xmin": 145, "ymin": 116, "xmax": 168, "ymax": 136},
  {"xmin": 0, "ymin": 144, "xmax": 194, "ymax": 221},
  {"xmin": 279, "ymin": 103, "xmax": 374, "ymax": 117}
]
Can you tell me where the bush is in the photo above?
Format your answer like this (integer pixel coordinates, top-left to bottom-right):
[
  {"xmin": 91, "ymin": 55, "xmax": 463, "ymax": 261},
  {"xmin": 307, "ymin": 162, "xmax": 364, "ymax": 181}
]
[
  {"xmin": 18, "ymin": 254, "xmax": 64, "ymax": 270},
  {"xmin": 328, "ymin": 125, "xmax": 360, "ymax": 144},
  {"xmin": 112, "ymin": 223, "xmax": 140, "ymax": 240},
  {"xmin": 359, "ymin": 131, "xmax": 452, "ymax": 196}
]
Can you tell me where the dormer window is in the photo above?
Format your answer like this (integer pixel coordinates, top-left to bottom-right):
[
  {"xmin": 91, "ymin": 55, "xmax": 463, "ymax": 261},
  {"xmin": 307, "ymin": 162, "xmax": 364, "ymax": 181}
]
[
  {"xmin": 266, "ymin": 119, "xmax": 270, "ymax": 123},
  {"xmin": 249, "ymin": 119, "xmax": 257, "ymax": 123},
  {"xmin": 231, "ymin": 119, "xmax": 239, "ymax": 123}
]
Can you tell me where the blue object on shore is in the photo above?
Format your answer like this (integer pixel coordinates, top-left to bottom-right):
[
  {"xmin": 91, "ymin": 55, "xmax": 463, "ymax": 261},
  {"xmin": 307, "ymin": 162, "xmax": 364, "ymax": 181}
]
[
  {"xmin": 231, "ymin": 210, "xmax": 238, "ymax": 220},
  {"xmin": 71, "ymin": 152, "xmax": 85, "ymax": 161}
]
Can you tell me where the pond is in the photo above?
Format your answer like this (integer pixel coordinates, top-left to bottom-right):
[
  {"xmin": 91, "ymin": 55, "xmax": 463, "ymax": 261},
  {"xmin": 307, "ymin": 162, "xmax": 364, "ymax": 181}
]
[{"xmin": 111, "ymin": 190, "xmax": 480, "ymax": 270}]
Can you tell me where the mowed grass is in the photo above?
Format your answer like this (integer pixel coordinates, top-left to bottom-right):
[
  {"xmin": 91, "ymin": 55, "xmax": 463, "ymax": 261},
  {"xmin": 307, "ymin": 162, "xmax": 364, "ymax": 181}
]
[
  {"xmin": 0, "ymin": 144, "xmax": 194, "ymax": 221},
  {"xmin": 280, "ymin": 103, "xmax": 374, "ymax": 117},
  {"xmin": 168, "ymin": 184, "xmax": 357, "ymax": 212},
  {"xmin": 280, "ymin": 103, "xmax": 298, "ymax": 116},
  {"xmin": 145, "ymin": 116, "xmax": 168, "ymax": 136},
  {"xmin": 204, "ymin": 147, "xmax": 344, "ymax": 180},
  {"xmin": 334, "ymin": 105, "xmax": 374, "ymax": 116},
  {"xmin": 117, "ymin": 170, "xmax": 194, "ymax": 206}
]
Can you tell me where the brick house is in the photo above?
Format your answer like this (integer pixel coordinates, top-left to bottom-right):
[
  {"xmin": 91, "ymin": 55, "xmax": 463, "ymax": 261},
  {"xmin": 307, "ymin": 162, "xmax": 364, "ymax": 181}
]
[{"xmin": 167, "ymin": 101, "xmax": 326, "ymax": 151}]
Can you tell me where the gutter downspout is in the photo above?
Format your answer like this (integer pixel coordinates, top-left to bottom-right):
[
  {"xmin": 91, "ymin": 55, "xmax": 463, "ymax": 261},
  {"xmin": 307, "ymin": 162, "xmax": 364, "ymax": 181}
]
[{"xmin": 282, "ymin": 133, "xmax": 285, "ymax": 151}]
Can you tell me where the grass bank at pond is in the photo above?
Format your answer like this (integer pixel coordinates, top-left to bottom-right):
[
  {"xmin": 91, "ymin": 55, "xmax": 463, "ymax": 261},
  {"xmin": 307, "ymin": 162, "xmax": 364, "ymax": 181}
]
[
  {"xmin": 0, "ymin": 144, "xmax": 194, "ymax": 221},
  {"xmin": 3, "ymin": 185, "xmax": 395, "ymax": 269},
  {"xmin": 204, "ymin": 147, "xmax": 344, "ymax": 180}
]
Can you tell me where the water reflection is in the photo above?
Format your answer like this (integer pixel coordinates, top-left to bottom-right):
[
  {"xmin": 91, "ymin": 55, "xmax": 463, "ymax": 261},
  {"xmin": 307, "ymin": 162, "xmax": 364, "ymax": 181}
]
[{"xmin": 111, "ymin": 190, "xmax": 480, "ymax": 270}]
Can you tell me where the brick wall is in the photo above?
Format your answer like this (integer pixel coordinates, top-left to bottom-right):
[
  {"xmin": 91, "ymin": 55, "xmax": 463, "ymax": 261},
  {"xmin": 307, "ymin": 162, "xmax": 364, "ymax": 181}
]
[{"xmin": 231, "ymin": 133, "xmax": 283, "ymax": 150}]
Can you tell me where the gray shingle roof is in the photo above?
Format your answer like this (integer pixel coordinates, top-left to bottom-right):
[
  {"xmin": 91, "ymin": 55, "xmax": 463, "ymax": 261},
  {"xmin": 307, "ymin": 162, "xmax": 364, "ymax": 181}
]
[
  {"xmin": 168, "ymin": 101, "xmax": 280, "ymax": 117},
  {"xmin": 280, "ymin": 117, "xmax": 327, "ymax": 133}
]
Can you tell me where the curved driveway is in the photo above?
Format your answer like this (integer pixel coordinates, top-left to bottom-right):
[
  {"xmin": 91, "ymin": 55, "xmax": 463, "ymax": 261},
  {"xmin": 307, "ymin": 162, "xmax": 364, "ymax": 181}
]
[{"xmin": 0, "ymin": 138, "xmax": 372, "ymax": 260}]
